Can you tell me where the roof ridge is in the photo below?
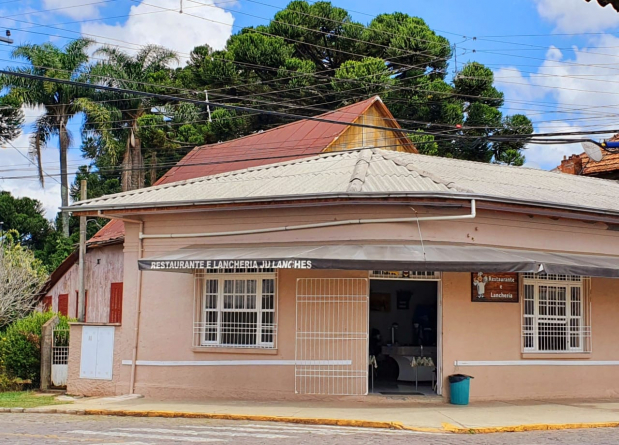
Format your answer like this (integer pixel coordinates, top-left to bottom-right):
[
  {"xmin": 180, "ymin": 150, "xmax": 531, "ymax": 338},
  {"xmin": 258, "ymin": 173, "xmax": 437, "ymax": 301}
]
[
  {"xmin": 158, "ymin": 96, "xmax": 383, "ymax": 184},
  {"xmin": 73, "ymin": 149, "xmax": 357, "ymax": 207},
  {"xmin": 176, "ymin": 96, "xmax": 381, "ymax": 153},
  {"xmin": 375, "ymin": 149, "xmax": 473, "ymax": 193},
  {"xmin": 347, "ymin": 149, "xmax": 373, "ymax": 192}
]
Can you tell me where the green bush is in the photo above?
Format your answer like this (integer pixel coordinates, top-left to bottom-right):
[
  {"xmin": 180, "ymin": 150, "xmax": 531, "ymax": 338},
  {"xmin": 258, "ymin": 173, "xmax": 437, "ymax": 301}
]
[
  {"xmin": 0, "ymin": 311, "xmax": 71, "ymax": 387},
  {"xmin": 0, "ymin": 374, "xmax": 28, "ymax": 392}
]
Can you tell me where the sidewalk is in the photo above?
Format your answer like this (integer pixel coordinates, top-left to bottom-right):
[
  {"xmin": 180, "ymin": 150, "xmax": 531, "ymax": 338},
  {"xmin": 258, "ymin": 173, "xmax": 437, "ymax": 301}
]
[{"xmin": 44, "ymin": 395, "xmax": 619, "ymax": 433}]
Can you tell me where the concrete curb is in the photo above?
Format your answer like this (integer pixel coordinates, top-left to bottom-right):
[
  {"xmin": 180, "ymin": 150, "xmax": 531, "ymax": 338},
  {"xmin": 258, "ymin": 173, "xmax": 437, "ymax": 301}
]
[
  {"xmin": 79, "ymin": 409, "xmax": 446, "ymax": 433},
  {"xmin": 442, "ymin": 421, "xmax": 619, "ymax": 434},
  {"xmin": 4, "ymin": 406, "xmax": 619, "ymax": 434}
]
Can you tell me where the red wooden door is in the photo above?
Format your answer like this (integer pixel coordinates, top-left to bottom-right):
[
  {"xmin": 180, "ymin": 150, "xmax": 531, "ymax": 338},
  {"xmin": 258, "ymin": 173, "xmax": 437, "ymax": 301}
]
[
  {"xmin": 109, "ymin": 283, "xmax": 123, "ymax": 324},
  {"xmin": 58, "ymin": 294, "xmax": 68, "ymax": 316},
  {"xmin": 42, "ymin": 296, "xmax": 52, "ymax": 311}
]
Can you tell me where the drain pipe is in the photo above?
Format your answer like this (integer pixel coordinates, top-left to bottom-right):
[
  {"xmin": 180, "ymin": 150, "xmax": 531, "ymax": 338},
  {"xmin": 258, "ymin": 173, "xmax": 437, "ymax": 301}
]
[
  {"xmin": 139, "ymin": 200, "xmax": 476, "ymax": 240},
  {"xmin": 96, "ymin": 212, "xmax": 144, "ymax": 395},
  {"xmin": 129, "ymin": 220, "xmax": 144, "ymax": 395}
]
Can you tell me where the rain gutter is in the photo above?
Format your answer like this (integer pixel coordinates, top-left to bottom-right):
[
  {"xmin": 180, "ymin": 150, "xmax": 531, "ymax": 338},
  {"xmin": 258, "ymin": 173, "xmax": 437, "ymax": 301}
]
[
  {"xmin": 65, "ymin": 192, "xmax": 619, "ymax": 220},
  {"xmin": 138, "ymin": 200, "xmax": 476, "ymax": 240}
]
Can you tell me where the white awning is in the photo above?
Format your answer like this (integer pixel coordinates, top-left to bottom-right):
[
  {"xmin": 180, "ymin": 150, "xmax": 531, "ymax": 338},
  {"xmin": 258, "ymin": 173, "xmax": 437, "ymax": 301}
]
[{"xmin": 138, "ymin": 244, "xmax": 619, "ymax": 278}]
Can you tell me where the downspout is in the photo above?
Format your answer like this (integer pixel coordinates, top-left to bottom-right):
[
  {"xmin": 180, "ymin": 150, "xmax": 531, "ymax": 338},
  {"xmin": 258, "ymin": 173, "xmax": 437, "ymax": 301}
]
[
  {"xmin": 139, "ymin": 200, "xmax": 477, "ymax": 240},
  {"xmin": 129, "ymin": 220, "xmax": 144, "ymax": 395},
  {"xmin": 96, "ymin": 212, "xmax": 144, "ymax": 395}
]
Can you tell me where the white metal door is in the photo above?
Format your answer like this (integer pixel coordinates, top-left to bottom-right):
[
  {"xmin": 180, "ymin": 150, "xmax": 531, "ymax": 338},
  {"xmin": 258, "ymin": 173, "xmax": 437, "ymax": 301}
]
[
  {"xmin": 295, "ymin": 278, "xmax": 369, "ymax": 395},
  {"xmin": 51, "ymin": 327, "xmax": 69, "ymax": 387}
]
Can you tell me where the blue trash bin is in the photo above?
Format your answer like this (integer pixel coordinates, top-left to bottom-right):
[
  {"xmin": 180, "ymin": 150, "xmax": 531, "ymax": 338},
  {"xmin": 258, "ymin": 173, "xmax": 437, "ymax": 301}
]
[{"xmin": 449, "ymin": 374, "xmax": 473, "ymax": 405}]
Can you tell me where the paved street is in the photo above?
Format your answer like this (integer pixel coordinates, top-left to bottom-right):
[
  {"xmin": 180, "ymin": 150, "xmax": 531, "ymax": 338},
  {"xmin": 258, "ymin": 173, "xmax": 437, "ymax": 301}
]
[{"xmin": 0, "ymin": 414, "xmax": 619, "ymax": 444}]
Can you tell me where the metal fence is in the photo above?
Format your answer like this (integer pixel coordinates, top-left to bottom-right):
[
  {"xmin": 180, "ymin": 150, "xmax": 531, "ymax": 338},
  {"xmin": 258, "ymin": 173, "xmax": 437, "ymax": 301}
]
[
  {"xmin": 51, "ymin": 327, "xmax": 69, "ymax": 386},
  {"xmin": 295, "ymin": 278, "xmax": 369, "ymax": 396}
]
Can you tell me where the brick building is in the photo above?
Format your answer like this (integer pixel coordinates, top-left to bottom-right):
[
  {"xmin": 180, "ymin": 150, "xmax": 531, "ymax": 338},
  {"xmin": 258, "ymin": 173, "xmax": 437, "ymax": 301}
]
[{"xmin": 557, "ymin": 136, "xmax": 619, "ymax": 180}]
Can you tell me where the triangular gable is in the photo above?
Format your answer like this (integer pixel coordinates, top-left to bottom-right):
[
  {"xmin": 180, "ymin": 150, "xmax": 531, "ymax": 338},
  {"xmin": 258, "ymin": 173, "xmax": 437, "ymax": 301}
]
[{"xmin": 324, "ymin": 98, "xmax": 416, "ymax": 154}]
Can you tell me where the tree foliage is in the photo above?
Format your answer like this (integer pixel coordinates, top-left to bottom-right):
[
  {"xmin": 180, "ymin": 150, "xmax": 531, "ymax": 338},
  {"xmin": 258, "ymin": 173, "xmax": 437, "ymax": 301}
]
[
  {"xmin": 0, "ymin": 231, "xmax": 48, "ymax": 329},
  {"xmin": 0, "ymin": 95, "xmax": 23, "ymax": 144},
  {"xmin": 0, "ymin": 38, "xmax": 94, "ymax": 236},
  {"xmin": 0, "ymin": 3, "xmax": 535, "ymax": 275},
  {"xmin": 176, "ymin": 1, "xmax": 532, "ymax": 164},
  {"xmin": 0, "ymin": 311, "xmax": 71, "ymax": 386},
  {"xmin": 80, "ymin": 44, "xmax": 180, "ymax": 191},
  {"xmin": 0, "ymin": 192, "xmax": 51, "ymax": 252}
]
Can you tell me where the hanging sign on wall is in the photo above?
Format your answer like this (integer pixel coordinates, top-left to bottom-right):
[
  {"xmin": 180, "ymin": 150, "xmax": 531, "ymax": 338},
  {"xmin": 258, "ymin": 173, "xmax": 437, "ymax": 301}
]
[{"xmin": 471, "ymin": 272, "xmax": 519, "ymax": 303}]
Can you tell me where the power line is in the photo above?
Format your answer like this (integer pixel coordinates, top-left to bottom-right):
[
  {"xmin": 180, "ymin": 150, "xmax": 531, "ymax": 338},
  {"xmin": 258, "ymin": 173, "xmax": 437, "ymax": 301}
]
[
  {"xmin": 3, "ymin": 13, "xmax": 614, "ymax": 120},
  {"xmin": 5, "ymin": 140, "xmax": 62, "ymax": 185},
  {"xmin": 0, "ymin": 70, "xmax": 464, "ymax": 139},
  {"xmin": 0, "ymin": 143, "xmax": 417, "ymax": 180},
  {"xmin": 4, "ymin": 50, "xmax": 611, "ymax": 132},
  {"xmin": 12, "ymin": 68, "xmax": 584, "ymax": 143}
]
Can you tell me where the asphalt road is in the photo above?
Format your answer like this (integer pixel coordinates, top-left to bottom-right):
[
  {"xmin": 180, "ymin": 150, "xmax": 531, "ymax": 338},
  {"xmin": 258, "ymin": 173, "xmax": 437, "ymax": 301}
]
[{"xmin": 1, "ymin": 413, "xmax": 619, "ymax": 444}]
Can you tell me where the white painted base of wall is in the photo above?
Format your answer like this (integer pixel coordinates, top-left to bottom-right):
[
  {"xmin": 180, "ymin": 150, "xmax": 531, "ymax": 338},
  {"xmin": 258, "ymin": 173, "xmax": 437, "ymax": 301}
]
[
  {"xmin": 121, "ymin": 360, "xmax": 352, "ymax": 366},
  {"xmin": 456, "ymin": 360, "xmax": 619, "ymax": 366}
]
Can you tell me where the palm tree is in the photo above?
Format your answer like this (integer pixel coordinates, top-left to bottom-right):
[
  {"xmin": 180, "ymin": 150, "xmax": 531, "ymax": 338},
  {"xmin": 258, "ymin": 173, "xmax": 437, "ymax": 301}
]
[
  {"xmin": 83, "ymin": 45, "xmax": 179, "ymax": 191},
  {"xmin": 1, "ymin": 38, "xmax": 94, "ymax": 237}
]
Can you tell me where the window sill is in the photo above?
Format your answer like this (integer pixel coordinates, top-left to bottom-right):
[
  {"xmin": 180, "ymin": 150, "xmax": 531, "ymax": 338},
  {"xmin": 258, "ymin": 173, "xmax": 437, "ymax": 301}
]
[
  {"xmin": 192, "ymin": 347, "xmax": 278, "ymax": 355},
  {"xmin": 522, "ymin": 353, "xmax": 591, "ymax": 359}
]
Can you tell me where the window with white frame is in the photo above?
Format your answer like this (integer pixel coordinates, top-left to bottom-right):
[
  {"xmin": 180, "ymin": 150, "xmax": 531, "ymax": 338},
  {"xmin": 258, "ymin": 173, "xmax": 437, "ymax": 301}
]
[
  {"xmin": 194, "ymin": 270, "xmax": 277, "ymax": 349},
  {"xmin": 522, "ymin": 274, "xmax": 591, "ymax": 353}
]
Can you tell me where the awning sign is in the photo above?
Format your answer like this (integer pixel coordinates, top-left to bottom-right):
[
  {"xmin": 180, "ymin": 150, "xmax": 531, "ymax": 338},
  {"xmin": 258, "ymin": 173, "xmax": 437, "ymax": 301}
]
[
  {"xmin": 144, "ymin": 259, "xmax": 313, "ymax": 271},
  {"xmin": 471, "ymin": 272, "xmax": 519, "ymax": 303}
]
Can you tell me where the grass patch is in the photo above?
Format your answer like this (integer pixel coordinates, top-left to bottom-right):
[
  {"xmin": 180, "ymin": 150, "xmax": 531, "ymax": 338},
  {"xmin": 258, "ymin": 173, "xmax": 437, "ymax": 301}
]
[{"xmin": 0, "ymin": 391, "xmax": 72, "ymax": 408}]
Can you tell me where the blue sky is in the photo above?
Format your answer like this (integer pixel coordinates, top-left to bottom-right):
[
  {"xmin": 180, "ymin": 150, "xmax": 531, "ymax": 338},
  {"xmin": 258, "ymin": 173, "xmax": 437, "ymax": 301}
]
[{"xmin": 2, "ymin": 0, "xmax": 619, "ymax": 217}]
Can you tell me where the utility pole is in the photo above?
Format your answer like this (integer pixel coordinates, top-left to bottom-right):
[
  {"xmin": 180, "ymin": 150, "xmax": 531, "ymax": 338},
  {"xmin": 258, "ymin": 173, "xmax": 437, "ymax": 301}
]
[{"xmin": 77, "ymin": 180, "xmax": 87, "ymax": 322}]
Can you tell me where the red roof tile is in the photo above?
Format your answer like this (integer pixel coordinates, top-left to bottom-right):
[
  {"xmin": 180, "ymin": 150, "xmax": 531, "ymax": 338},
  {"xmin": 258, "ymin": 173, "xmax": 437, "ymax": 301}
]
[
  {"xmin": 88, "ymin": 96, "xmax": 409, "ymax": 245},
  {"xmin": 580, "ymin": 151, "xmax": 619, "ymax": 175},
  {"xmin": 556, "ymin": 133, "xmax": 619, "ymax": 177}
]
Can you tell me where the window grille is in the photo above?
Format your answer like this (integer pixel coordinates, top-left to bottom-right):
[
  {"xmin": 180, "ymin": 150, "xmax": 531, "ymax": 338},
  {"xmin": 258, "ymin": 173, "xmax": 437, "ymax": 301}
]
[
  {"xmin": 194, "ymin": 270, "xmax": 277, "ymax": 349},
  {"xmin": 369, "ymin": 271, "xmax": 440, "ymax": 280},
  {"xmin": 522, "ymin": 274, "xmax": 591, "ymax": 353}
]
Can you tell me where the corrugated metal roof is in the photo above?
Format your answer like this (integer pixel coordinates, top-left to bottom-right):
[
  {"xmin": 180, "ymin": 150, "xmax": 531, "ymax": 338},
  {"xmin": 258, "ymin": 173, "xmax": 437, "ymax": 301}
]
[
  {"xmin": 157, "ymin": 96, "xmax": 400, "ymax": 183},
  {"xmin": 88, "ymin": 218, "xmax": 124, "ymax": 245},
  {"xmin": 88, "ymin": 96, "xmax": 406, "ymax": 245},
  {"xmin": 70, "ymin": 148, "xmax": 619, "ymax": 216}
]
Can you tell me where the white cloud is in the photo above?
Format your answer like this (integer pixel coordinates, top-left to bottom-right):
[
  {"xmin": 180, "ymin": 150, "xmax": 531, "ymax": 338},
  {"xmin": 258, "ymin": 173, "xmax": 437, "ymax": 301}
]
[
  {"xmin": 523, "ymin": 121, "xmax": 590, "ymax": 170},
  {"xmin": 534, "ymin": 0, "xmax": 619, "ymax": 33},
  {"xmin": 0, "ymin": 106, "xmax": 82, "ymax": 219},
  {"xmin": 81, "ymin": 0, "xmax": 234, "ymax": 59},
  {"xmin": 494, "ymin": 66, "xmax": 546, "ymax": 106},
  {"xmin": 495, "ymin": 33, "xmax": 619, "ymax": 170},
  {"xmin": 42, "ymin": 0, "xmax": 102, "ymax": 20}
]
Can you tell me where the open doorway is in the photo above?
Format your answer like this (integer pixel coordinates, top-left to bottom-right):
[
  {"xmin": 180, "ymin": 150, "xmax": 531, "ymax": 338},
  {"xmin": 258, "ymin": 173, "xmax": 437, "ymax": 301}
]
[{"xmin": 368, "ymin": 278, "xmax": 438, "ymax": 396}]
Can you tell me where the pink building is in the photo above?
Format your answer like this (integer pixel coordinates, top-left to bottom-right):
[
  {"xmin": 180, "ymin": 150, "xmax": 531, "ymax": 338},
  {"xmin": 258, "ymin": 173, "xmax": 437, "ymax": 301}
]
[
  {"xmin": 64, "ymin": 147, "xmax": 619, "ymax": 402},
  {"xmin": 41, "ymin": 96, "xmax": 414, "ymax": 326}
]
